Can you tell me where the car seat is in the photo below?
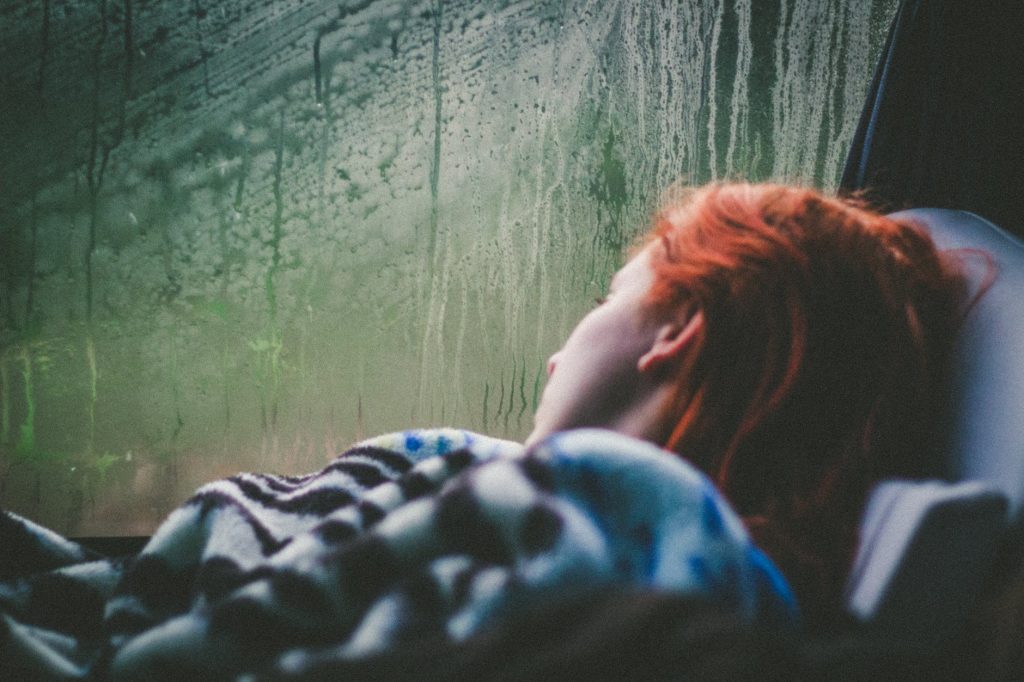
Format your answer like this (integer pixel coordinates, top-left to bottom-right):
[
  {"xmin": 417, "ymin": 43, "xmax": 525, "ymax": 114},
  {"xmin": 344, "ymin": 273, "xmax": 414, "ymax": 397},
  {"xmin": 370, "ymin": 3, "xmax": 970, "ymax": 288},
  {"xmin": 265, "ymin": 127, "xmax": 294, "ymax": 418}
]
[{"xmin": 845, "ymin": 208, "xmax": 1024, "ymax": 644}]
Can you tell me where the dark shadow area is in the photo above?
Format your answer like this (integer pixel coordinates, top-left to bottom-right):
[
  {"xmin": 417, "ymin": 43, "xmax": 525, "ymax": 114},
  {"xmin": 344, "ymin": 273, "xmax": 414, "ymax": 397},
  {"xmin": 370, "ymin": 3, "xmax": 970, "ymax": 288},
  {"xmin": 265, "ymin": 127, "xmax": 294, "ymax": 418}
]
[{"xmin": 842, "ymin": 0, "xmax": 1024, "ymax": 236}]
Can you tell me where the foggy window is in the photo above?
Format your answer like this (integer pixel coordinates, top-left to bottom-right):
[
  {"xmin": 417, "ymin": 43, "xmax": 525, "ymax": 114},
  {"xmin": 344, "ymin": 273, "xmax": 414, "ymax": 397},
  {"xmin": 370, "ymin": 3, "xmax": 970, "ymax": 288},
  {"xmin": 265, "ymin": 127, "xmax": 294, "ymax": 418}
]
[{"xmin": 0, "ymin": 0, "xmax": 898, "ymax": 535}]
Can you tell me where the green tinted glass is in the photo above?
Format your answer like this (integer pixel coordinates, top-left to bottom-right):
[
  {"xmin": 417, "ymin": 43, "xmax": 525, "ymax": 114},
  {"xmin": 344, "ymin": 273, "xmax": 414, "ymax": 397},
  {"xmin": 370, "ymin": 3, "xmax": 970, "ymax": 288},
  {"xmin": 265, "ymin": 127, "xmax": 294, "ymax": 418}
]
[{"xmin": 0, "ymin": 0, "xmax": 898, "ymax": 535}]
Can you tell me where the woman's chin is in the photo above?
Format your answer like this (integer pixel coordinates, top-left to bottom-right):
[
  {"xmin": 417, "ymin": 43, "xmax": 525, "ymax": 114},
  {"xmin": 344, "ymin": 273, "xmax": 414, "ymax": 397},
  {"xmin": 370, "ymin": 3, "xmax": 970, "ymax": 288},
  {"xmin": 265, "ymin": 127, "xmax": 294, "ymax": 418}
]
[
  {"xmin": 523, "ymin": 424, "xmax": 545, "ymax": 447},
  {"xmin": 524, "ymin": 412, "xmax": 559, "ymax": 447}
]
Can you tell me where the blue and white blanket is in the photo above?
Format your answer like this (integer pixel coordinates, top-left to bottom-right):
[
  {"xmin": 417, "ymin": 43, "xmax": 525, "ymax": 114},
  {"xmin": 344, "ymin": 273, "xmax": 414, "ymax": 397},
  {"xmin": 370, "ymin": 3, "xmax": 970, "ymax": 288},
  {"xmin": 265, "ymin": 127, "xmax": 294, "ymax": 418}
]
[{"xmin": 1, "ymin": 428, "xmax": 795, "ymax": 679}]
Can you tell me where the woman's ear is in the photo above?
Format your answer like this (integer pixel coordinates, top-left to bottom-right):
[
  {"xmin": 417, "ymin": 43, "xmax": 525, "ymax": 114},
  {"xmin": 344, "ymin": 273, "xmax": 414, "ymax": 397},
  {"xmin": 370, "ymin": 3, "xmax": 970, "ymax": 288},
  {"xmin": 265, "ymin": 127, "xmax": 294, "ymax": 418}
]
[{"xmin": 637, "ymin": 311, "xmax": 704, "ymax": 372}]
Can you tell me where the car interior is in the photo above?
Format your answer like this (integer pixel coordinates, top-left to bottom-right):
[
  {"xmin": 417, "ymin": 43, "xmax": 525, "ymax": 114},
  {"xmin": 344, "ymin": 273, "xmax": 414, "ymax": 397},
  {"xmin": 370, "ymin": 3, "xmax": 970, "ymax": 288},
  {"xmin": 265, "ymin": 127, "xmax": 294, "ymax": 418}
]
[{"xmin": 4, "ymin": 0, "xmax": 1024, "ymax": 677}]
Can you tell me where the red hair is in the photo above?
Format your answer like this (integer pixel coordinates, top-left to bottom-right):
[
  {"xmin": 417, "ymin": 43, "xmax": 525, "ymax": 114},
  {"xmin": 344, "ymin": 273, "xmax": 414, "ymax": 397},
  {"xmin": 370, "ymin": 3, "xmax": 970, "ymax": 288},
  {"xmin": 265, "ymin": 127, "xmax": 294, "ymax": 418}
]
[{"xmin": 643, "ymin": 183, "xmax": 971, "ymax": 620}]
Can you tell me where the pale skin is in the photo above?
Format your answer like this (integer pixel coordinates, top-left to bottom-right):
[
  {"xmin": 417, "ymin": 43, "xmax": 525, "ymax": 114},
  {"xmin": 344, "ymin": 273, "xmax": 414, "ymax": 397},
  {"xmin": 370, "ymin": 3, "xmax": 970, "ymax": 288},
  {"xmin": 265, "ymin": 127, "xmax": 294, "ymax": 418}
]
[{"xmin": 525, "ymin": 245, "xmax": 705, "ymax": 447}]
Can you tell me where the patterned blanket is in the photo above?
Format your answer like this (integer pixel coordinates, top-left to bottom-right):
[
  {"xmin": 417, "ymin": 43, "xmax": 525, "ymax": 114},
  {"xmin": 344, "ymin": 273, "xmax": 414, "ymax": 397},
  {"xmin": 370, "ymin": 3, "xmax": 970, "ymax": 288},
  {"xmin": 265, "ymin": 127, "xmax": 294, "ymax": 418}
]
[{"xmin": 1, "ymin": 428, "xmax": 796, "ymax": 679}]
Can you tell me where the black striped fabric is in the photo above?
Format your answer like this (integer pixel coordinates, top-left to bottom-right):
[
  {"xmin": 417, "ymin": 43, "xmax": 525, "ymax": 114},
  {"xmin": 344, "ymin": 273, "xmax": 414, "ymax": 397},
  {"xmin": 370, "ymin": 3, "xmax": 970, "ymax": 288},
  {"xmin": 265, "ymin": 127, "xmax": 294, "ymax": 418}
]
[{"xmin": 0, "ymin": 428, "xmax": 792, "ymax": 679}]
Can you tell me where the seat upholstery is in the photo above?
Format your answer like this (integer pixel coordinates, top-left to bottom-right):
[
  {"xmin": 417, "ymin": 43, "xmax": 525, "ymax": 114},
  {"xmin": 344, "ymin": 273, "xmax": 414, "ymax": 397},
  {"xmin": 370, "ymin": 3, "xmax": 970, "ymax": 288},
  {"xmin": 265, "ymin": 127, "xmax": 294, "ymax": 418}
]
[
  {"xmin": 892, "ymin": 208, "xmax": 1024, "ymax": 515},
  {"xmin": 843, "ymin": 209, "xmax": 1024, "ymax": 641}
]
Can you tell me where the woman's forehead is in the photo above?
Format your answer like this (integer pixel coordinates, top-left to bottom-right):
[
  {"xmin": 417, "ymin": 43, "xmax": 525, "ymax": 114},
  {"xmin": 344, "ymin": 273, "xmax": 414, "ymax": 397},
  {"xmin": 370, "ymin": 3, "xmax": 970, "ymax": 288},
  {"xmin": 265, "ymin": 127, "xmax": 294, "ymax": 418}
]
[
  {"xmin": 612, "ymin": 247, "xmax": 656, "ymax": 289},
  {"xmin": 623, "ymin": 244, "xmax": 657, "ymax": 270}
]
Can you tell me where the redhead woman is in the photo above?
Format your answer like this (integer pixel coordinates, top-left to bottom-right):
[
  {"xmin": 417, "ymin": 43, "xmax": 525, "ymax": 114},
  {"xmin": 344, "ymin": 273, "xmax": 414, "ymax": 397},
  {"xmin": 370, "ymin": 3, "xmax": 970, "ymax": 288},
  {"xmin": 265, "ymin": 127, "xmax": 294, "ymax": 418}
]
[
  {"xmin": 529, "ymin": 182, "xmax": 970, "ymax": 623},
  {"xmin": 0, "ymin": 182, "xmax": 974, "ymax": 678}
]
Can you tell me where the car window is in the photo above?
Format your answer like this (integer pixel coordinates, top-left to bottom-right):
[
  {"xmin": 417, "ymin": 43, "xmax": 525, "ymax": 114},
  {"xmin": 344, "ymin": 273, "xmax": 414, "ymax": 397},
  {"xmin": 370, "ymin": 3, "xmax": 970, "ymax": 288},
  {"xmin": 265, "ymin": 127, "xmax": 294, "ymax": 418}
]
[{"xmin": 0, "ymin": 0, "xmax": 899, "ymax": 536}]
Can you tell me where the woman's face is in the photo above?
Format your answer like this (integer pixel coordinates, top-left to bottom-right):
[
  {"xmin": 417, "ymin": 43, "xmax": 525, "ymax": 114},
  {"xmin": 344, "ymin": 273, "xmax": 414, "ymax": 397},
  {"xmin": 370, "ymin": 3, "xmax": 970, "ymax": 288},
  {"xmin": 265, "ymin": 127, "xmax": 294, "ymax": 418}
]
[{"xmin": 527, "ymin": 246, "xmax": 670, "ymax": 445}]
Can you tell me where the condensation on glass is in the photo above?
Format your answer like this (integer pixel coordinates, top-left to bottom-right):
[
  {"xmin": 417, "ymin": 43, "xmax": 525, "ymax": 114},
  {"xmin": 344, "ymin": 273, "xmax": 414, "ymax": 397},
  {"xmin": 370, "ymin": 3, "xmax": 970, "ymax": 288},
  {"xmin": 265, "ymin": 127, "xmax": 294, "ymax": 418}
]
[{"xmin": 0, "ymin": 0, "xmax": 898, "ymax": 534}]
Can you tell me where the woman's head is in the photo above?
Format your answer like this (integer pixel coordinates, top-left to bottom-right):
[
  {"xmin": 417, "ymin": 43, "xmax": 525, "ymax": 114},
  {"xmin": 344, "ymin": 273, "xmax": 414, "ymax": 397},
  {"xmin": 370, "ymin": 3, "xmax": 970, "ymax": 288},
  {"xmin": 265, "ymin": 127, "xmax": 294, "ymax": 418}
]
[
  {"xmin": 527, "ymin": 246, "xmax": 705, "ymax": 447},
  {"xmin": 531, "ymin": 182, "xmax": 968, "ymax": 522}
]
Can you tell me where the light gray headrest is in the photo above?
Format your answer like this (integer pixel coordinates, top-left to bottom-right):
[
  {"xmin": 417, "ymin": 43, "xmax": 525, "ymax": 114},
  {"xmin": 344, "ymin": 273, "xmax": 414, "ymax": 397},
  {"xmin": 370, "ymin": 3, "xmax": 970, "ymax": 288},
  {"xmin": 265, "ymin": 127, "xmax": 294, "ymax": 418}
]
[
  {"xmin": 844, "ymin": 208, "xmax": 1022, "ymax": 640},
  {"xmin": 890, "ymin": 208, "xmax": 1024, "ymax": 518}
]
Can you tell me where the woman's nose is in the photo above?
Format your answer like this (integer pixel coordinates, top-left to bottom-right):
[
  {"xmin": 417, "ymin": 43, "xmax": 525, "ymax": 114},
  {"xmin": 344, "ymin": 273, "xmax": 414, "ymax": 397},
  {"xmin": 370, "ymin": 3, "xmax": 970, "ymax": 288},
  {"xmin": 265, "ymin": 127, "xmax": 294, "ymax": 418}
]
[{"xmin": 546, "ymin": 352, "xmax": 560, "ymax": 377}]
